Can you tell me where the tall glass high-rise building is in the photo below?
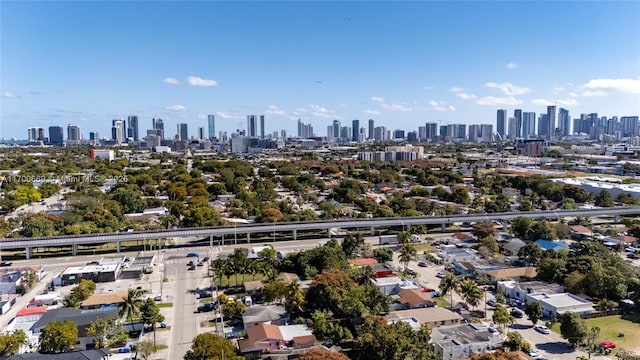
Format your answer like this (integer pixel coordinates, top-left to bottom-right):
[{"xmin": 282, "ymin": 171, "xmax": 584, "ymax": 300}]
[
  {"xmin": 208, "ymin": 115, "xmax": 215, "ymax": 140},
  {"xmin": 127, "ymin": 115, "xmax": 139, "ymax": 141},
  {"xmin": 558, "ymin": 108, "xmax": 570, "ymax": 136},
  {"xmin": 260, "ymin": 115, "xmax": 265, "ymax": 138},
  {"xmin": 49, "ymin": 126, "xmax": 64, "ymax": 145},
  {"xmin": 352, "ymin": 119, "xmax": 360, "ymax": 142},
  {"xmin": 496, "ymin": 109, "xmax": 507, "ymax": 139},
  {"xmin": 247, "ymin": 115, "xmax": 257, "ymax": 137}
]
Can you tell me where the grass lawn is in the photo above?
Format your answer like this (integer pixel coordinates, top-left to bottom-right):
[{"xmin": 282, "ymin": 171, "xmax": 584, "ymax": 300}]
[
  {"xmin": 215, "ymin": 273, "xmax": 263, "ymax": 288},
  {"xmin": 199, "ymin": 297, "xmax": 213, "ymax": 303},
  {"xmin": 551, "ymin": 315, "xmax": 640, "ymax": 354},
  {"xmin": 434, "ymin": 297, "xmax": 450, "ymax": 308},
  {"xmin": 414, "ymin": 243, "xmax": 434, "ymax": 253},
  {"xmin": 157, "ymin": 302, "xmax": 173, "ymax": 308}
]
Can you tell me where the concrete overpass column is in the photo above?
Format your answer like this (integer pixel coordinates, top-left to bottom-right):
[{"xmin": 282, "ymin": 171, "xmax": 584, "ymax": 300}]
[
  {"xmin": 370, "ymin": 226, "xmax": 375, "ymax": 236},
  {"xmin": 116, "ymin": 241, "xmax": 121, "ymax": 253},
  {"xmin": 441, "ymin": 223, "xmax": 446, "ymax": 231},
  {"xmin": 293, "ymin": 229, "xmax": 297, "ymax": 241},
  {"xmin": 406, "ymin": 224, "xmax": 411, "ymax": 232},
  {"xmin": 503, "ymin": 221, "xmax": 508, "ymax": 231},
  {"xmin": 209, "ymin": 235, "xmax": 213, "ymax": 248},
  {"xmin": 328, "ymin": 228, "xmax": 332, "ymax": 238},
  {"xmin": 25, "ymin": 247, "xmax": 33, "ymax": 259},
  {"xmin": 615, "ymin": 215, "xmax": 620, "ymax": 223},
  {"xmin": 247, "ymin": 233, "xmax": 250, "ymax": 243},
  {"xmin": 72, "ymin": 243, "xmax": 78, "ymax": 256},
  {"xmin": 221, "ymin": 234, "xmax": 224, "ymax": 246}
]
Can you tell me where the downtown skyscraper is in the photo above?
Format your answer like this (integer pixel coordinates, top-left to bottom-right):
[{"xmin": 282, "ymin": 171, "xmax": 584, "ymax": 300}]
[
  {"xmin": 247, "ymin": 115, "xmax": 257, "ymax": 137},
  {"xmin": 208, "ymin": 115, "xmax": 215, "ymax": 140},
  {"xmin": 127, "ymin": 115, "xmax": 139, "ymax": 141},
  {"xmin": 496, "ymin": 109, "xmax": 507, "ymax": 139}
]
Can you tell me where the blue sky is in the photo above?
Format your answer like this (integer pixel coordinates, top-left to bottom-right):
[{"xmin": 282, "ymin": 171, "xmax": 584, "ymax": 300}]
[{"xmin": 1, "ymin": 1, "xmax": 639, "ymax": 140}]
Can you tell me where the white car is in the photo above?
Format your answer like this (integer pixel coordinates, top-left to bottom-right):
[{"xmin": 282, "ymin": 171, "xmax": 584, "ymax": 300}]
[
  {"xmin": 527, "ymin": 351, "xmax": 542, "ymax": 358},
  {"xmin": 534, "ymin": 325, "xmax": 550, "ymax": 334},
  {"xmin": 436, "ymin": 271, "xmax": 446, "ymax": 278}
]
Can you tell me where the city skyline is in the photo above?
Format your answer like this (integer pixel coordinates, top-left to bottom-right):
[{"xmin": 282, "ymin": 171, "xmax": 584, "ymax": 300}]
[{"xmin": 1, "ymin": 1, "xmax": 639, "ymax": 139}]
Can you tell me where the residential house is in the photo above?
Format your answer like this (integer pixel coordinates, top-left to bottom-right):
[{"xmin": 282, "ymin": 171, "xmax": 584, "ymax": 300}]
[
  {"xmin": 15, "ymin": 306, "xmax": 48, "ymax": 324},
  {"xmin": 242, "ymin": 305, "xmax": 289, "ymax": 330},
  {"xmin": 431, "ymin": 323, "xmax": 503, "ymax": 360},
  {"xmin": 395, "ymin": 289, "xmax": 436, "ymax": 310},
  {"xmin": 386, "ymin": 307, "xmax": 463, "ymax": 329},
  {"xmin": 238, "ymin": 323, "xmax": 315, "ymax": 355},
  {"xmin": 31, "ymin": 308, "xmax": 119, "ymax": 350},
  {"xmin": 371, "ymin": 277, "xmax": 420, "ymax": 295},
  {"xmin": 570, "ymin": 225, "xmax": 593, "ymax": 239},
  {"xmin": 451, "ymin": 233, "xmax": 475, "ymax": 243},
  {"xmin": 534, "ymin": 240, "xmax": 569, "ymax": 253},
  {"xmin": 481, "ymin": 267, "xmax": 537, "ymax": 284},
  {"xmin": 502, "ymin": 238, "xmax": 526, "ymax": 256},
  {"xmin": 0, "ymin": 271, "xmax": 23, "ymax": 295},
  {"xmin": 244, "ymin": 281, "xmax": 264, "ymax": 300},
  {"xmin": 79, "ymin": 291, "xmax": 127, "ymax": 310},
  {"xmin": 7, "ymin": 349, "xmax": 111, "ymax": 360},
  {"xmin": 497, "ymin": 281, "xmax": 564, "ymax": 303}
]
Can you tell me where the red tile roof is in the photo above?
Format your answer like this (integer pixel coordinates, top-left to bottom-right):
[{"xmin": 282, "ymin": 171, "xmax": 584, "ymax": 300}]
[
  {"xmin": 348, "ymin": 258, "xmax": 379, "ymax": 266},
  {"xmin": 17, "ymin": 306, "xmax": 48, "ymax": 316}
]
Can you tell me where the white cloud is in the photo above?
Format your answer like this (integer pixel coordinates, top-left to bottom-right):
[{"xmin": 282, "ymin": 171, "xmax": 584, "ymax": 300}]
[
  {"xmin": 450, "ymin": 87, "xmax": 463, "ymax": 93},
  {"xmin": 265, "ymin": 105, "xmax": 286, "ymax": 116},
  {"xmin": 187, "ymin": 76, "xmax": 218, "ymax": 87},
  {"xmin": 197, "ymin": 114, "xmax": 207, "ymax": 119},
  {"xmin": 308, "ymin": 104, "xmax": 334, "ymax": 118},
  {"xmin": 552, "ymin": 86, "xmax": 565, "ymax": 95},
  {"xmin": 581, "ymin": 90, "xmax": 608, "ymax": 97},
  {"xmin": 485, "ymin": 82, "xmax": 530, "ymax": 96},
  {"xmin": 382, "ymin": 103, "xmax": 411, "ymax": 112},
  {"xmin": 216, "ymin": 111, "xmax": 243, "ymax": 119},
  {"xmin": 165, "ymin": 104, "xmax": 186, "ymax": 111},
  {"xmin": 295, "ymin": 108, "xmax": 308, "ymax": 113},
  {"xmin": 457, "ymin": 93, "xmax": 477, "ymax": 100},
  {"xmin": 531, "ymin": 98, "xmax": 579, "ymax": 106},
  {"xmin": 163, "ymin": 77, "xmax": 180, "ymax": 85},
  {"xmin": 476, "ymin": 96, "xmax": 523, "ymax": 106},
  {"xmin": 567, "ymin": 82, "xmax": 575, "ymax": 87},
  {"xmin": 583, "ymin": 77, "xmax": 640, "ymax": 94},
  {"xmin": 505, "ymin": 62, "xmax": 518, "ymax": 70},
  {"xmin": 371, "ymin": 96, "xmax": 385, "ymax": 103},
  {"xmin": 364, "ymin": 109, "xmax": 381, "ymax": 115},
  {"xmin": 569, "ymin": 92, "xmax": 579, "ymax": 97},
  {"xmin": 424, "ymin": 100, "xmax": 453, "ymax": 112},
  {"xmin": 1, "ymin": 92, "xmax": 18, "ymax": 99}
]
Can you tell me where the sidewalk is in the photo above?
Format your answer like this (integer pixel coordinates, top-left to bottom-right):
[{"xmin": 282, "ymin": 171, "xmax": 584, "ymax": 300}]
[{"xmin": 0, "ymin": 273, "xmax": 51, "ymax": 330}]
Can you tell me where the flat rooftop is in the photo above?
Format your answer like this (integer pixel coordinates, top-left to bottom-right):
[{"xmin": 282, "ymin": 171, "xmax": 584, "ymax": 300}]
[
  {"xmin": 433, "ymin": 323, "xmax": 496, "ymax": 347},
  {"xmin": 529, "ymin": 293, "xmax": 593, "ymax": 308},
  {"xmin": 62, "ymin": 264, "xmax": 118, "ymax": 274}
]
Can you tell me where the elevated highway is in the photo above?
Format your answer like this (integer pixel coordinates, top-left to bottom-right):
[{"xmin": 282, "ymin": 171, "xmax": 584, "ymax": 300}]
[{"xmin": 4, "ymin": 206, "xmax": 640, "ymax": 258}]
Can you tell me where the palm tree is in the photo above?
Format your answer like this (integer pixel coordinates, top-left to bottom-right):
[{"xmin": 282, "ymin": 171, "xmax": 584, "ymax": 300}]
[
  {"xmin": 223, "ymin": 260, "xmax": 236, "ymax": 287},
  {"xmin": 458, "ymin": 279, "xmax": 483, "ymax": 310},
  {"xmin": 399, "ymin": 244, "xmax": 417, "ymax": 271},
  {"xmin": 120, "ymin": 289, "xmax": 145, "ymax": 323},
  {"xmin": 492, "ymin": 304, "xmax": 515, "ymax": 332},
  {"xmin": 438, "ymin": 273, "xmax": 460, "ymax": 309},
  {"xmin": 286, "ymin": 280, "xmax": 304, "ymax": 314}
]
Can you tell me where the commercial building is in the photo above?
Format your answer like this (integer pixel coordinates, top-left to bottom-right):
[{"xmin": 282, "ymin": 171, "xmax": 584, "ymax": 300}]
[
  {"xmin": 527, "ymin": 293, "xmax": 595, "ymax": 318},
  {"xmin": 60, "ymin": 263, "xmax": 122, "ymax": 286},
  {"xmin": 208, "ymin": 115, "xmax": 215, "ymax": 139},
  {"xmin": 127, "ymin": 116, "xmax": 139, "ymax": 141},
  {"xmin": 496, "ymin": 109, "xmax": 507, "ymax": 139},
  {"xmin": 111, "ymin": 119, "xmax": 126, "ymax": 143},
  {"xmin": 90, "ymin": 149, "xmax": 115, "ymax": 161}
]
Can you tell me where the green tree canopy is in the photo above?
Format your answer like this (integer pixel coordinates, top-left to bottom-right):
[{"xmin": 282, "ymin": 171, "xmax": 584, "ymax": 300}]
[
  {"xmin": 183, "ymin": 333, "xmax": 240, "ymax": 360},
  {"xmin": 39, "ymin": 320, "xmax": 78, "ymax": 353}
]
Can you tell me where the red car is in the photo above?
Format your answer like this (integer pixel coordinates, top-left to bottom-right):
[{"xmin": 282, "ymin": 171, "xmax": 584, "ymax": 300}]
[
  {"xmin": 600, "ymin": 342, "xmax": 616, "ymax": 349},
  {"xmin": 421, "ymin": 288, "xmax": 435, "ymax": 293}
]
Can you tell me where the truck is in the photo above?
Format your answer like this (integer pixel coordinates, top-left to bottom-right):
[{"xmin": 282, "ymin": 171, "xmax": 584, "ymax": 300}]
[{"xmin": 379, "ymin": 234, "xmax": 421, "ymax": 245}]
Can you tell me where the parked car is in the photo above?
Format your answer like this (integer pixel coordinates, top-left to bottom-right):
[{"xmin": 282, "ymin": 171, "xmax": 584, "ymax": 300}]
[
  {"xmin": 186, "ymin": 253, "xmax": 199, "ymax": 258},
  {"xmin": 436, "ymin": 271, "xmax": 446, "ymax": 278},
  {"xmin": 187, "ymin": 260, "xmax": 194, "ymax": 267},
  {"xmin": 154, "ymin": 294, "xmax": 162, "ymax": 301},
  {"xmin": 405, "ymin": 267, "xmax": 417, "ymax": 275},
  {"xmin": 470, "ymin": 310, "xmax": 485, "ymax": 318},
  {"xmin": 159, "ymin": 322, "xmax": 167, "ymax": 328},
  {"xmin": 534, "ymin": 325, "xmax": 550, "ymax": 334},
  {"xmin": 223, "ymin": 287, "xmax": 243, "ymax": 295},
  {"xmin": 188, "ymin": 265, "xmax": 196, "ymax": 271},
  {"xmin": 417, "ymin": 261, "xmax": 428, "ymax": 267},
  {"xmin": 0, "ymin": 262, "xmax": 13, "ymax": 267},
  {"xmin": 202, "ymin": 257, "xmax": 210, "ymax": 262},
  {"xmin": 456, "ymin": 302, "xmax": 469, "ymax": 310},
  {"xmin": 486, "ymin": 299, "xmax": 497, "ymax": 307},
  {"xmin": 510, "ymin": 308, "xmax": 524, "ymax": 318},
  {"xmin": 197, "ymin": 261, "xmax": 204, "ymax": 267},
  {"xmin": 197, "ymin": 303, "xmax": 217, "ymax": 313}
]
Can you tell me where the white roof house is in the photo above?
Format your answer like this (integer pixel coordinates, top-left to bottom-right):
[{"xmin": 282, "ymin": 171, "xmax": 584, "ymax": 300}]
[
  {"xmin": 371, "ymin": 277, "xmax": 420, "ymax": 295},
  {"xmin": 432, "ymin": 323, "xmax": 503, "ymax": 360}
]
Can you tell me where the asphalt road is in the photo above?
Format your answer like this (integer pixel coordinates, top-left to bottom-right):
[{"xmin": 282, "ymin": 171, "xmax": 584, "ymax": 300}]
[{"xmin": 167, "ymin": 261, "xmax": 199, "ymax": 359}]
